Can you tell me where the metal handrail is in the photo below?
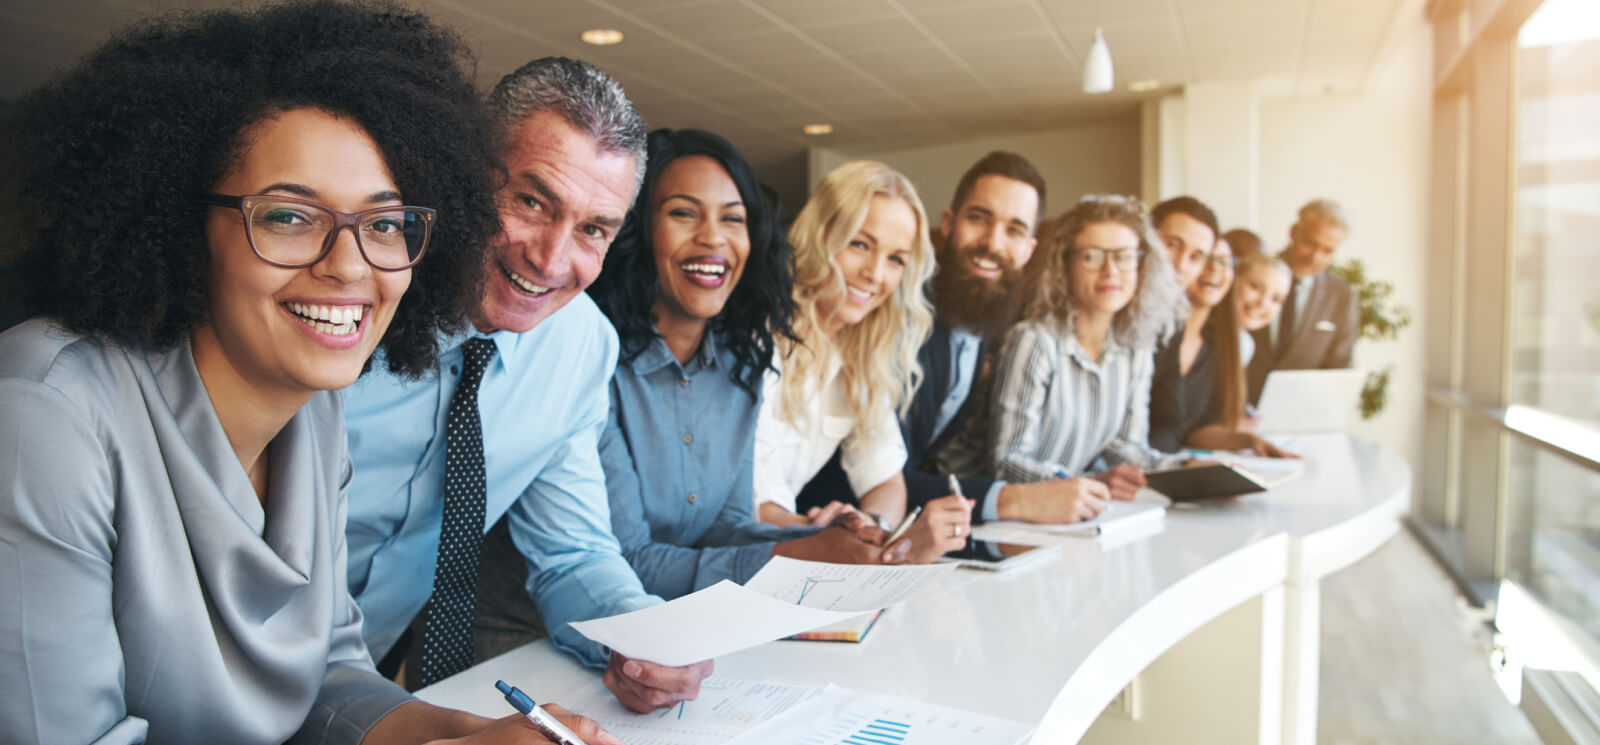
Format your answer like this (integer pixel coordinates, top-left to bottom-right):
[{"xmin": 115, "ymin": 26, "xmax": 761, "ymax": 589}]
[{"xmin": 1428, "ymin": 388, "xmax": 1600, "ymax": 472}]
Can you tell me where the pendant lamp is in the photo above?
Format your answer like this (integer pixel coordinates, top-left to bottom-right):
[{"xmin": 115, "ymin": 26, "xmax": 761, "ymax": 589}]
[{"xmin": 1083, "ymin": 28, "xmax": 1114, "ymax": 94}]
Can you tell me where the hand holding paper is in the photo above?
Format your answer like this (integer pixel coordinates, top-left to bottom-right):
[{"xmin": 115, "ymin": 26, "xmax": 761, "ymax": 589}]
[{"xmin": 568, "ymin": 558, "xmax": 956, "ymax": 666}]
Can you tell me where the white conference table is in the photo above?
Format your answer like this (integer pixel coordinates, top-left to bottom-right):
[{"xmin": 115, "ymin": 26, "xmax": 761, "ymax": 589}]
[{"xmin": 418, "ymin": 433, "xmax": 1410, "ymax": 745}]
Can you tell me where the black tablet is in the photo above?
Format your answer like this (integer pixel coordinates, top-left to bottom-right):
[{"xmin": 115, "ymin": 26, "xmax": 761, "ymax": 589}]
[{"xmin": 1145, "ymin": 463, "xmax": 1269, "ymax": 501}]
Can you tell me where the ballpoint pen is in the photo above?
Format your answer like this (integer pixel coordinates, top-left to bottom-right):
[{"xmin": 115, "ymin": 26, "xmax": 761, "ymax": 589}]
[
  {"xmin": 495, "ymin": 680, "xmax": 589, "ymax": 745},
  {"xmin": 882, "ymin": 505, "xmax": 923, "ymax": 548}
]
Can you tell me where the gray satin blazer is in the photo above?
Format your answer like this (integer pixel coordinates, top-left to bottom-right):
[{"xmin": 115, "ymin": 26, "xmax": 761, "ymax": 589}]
[{"xmin": 0, "ymin": 319, "xmax": 412, "ymax": 745}]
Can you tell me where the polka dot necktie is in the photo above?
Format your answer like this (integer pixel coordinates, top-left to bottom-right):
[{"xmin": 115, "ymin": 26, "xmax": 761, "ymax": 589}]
[{"xmin": 419, "ymin": 337, "xmax": 496, "ymax": 687}]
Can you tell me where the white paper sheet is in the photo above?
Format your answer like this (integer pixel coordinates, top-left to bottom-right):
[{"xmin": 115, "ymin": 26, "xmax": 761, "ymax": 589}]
[
  {"xmin": 557, "ymin": 677, "xmax": 823, "ymax": 745},
  {"xmin": 568, "ymin": 581, "xmax": 863, "ymax": 666},
  {"xmin": 1019, "ymin": 495, "xmax": 1168, "ymax": 536},
  {"xmin": 742, "ymin": 556, "xmax": 958, "ymax": 611},
  {"xmin": 1210, "ymin": 452, "xmax": 1307, "ymax": 486},
  {"xmin": 720, "ymin": 685, "xmax": 1033, "ymax": 745},
  {"xmin": 569, "ymin": 559, "xmax": 956, "ymax": 666}
]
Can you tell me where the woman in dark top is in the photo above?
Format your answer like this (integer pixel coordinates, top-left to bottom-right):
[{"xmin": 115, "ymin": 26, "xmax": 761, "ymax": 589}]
[{"xmin": 1149, "ymin": 237, "xmax": 1292, "ymax": 456}]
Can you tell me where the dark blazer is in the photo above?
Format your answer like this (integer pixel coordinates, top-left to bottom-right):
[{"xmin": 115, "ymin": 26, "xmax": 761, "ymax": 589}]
[
  {"xmin": 1247, "ymin": 269, "xmax": 1358, "ymax": 402},
  {"xmin": 795, "ymin": 320, "xmax": 1001, "ymax": 521}
]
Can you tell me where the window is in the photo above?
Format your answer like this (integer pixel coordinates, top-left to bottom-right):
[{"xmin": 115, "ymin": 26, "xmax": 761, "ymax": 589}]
[{"xmin": 1512, "ymin": 0, "xmax": 1600, "ymax": 428}]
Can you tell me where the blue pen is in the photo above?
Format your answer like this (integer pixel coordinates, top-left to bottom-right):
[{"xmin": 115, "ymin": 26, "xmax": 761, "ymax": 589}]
[
  {"xmin": 1054, "ymin": 468, "xmax": 1072, "ymax": 480},
  {"xmin": 495, "ymin": 680, "xmax": 589, "ymax": 745}
]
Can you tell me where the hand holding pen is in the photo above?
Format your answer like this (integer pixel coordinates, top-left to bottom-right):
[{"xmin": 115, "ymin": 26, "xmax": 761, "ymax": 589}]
[
  {"xmin": 493, "ymin": 680, "xmax": 621, "ymax": 745},
  {"xmin": 879, "ymin": 475, "xmax": 974, "ymax": 563}
]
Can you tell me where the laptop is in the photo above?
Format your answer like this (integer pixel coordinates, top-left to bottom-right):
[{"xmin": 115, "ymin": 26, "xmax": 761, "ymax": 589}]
[{"xmin": 1255, "ymin": 368, "xmax": 1367, "ymax": 434}]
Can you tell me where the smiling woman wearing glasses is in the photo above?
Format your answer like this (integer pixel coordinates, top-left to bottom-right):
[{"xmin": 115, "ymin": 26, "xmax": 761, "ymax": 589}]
[
  {"xmin": 0, "ymin": 3, "xmax": 611, "ymax": 745},
  {"xmin": 940, "ymin": 195, "xmax": 1187, "ymax": 502}
]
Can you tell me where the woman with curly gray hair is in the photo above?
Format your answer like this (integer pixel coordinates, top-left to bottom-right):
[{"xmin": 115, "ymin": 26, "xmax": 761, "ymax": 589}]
[{"xmin": 941, "ymin": 195, "xmax": 1187, "ymax": 504}]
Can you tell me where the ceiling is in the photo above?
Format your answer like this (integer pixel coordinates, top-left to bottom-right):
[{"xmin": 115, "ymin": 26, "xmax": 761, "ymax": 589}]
[{"xmin": 0, "ymin": 0, "xmax": 1414, "ymax": 175}]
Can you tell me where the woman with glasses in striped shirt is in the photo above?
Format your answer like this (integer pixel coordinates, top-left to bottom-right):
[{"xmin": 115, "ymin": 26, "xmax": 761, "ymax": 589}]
[{"xmin": 941, "ymin": 195, "xmax": 1187, "ymax": 503}]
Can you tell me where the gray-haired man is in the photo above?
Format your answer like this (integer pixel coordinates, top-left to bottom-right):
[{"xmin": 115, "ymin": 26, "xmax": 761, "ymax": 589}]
[
  {"xmin": 1245, "ymin": 198, "xmax": 1359, "ymax": 401},
  {"xmin": 343, "ymin": 57, "xmax": 713, "ymax": 713}
]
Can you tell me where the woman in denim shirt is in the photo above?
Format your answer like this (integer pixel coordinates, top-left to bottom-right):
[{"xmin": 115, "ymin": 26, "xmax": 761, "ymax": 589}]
[{"xmin": 588, "ymin": 129, "xmax": 900, "ymax": 601}]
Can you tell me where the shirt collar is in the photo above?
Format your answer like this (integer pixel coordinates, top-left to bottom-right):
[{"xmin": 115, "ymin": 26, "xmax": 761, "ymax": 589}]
[
  {"xmin": 1060, "ymin": 314, "xmax": 1127, "ymax": 369},
  {"xmin": 628, "ymin": 330, "xmax": 723, "ymax": 376},
  {"xmin": 948, "ymin": 326, "xmax": 982, "ymax": 349},
  {"xmin": 440, "ymin": 325, "xmax": 523, "ymax": 374}
]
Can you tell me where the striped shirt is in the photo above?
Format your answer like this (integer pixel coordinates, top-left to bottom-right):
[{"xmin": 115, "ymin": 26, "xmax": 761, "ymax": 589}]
[{"xmin": 940, "ymin": 318, "xmax": 1175, "ymax": 483}]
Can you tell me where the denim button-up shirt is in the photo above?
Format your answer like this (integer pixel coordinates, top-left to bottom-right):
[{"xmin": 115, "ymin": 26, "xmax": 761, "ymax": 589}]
[{"xmin": 604, "ymin": 332, "xmax": 811, "ymax": 599}]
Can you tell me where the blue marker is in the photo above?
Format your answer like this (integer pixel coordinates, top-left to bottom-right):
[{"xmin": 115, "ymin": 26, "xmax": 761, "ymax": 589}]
[{"xmin": 495, "ymin": 680, "xmax": 590, "ymax": 745}]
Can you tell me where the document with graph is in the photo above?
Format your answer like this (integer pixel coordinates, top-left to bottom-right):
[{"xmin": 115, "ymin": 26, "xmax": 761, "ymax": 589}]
[
  {"xmin": 721, "ymin": 685, "xmax": 1032, "ymax": 745},
  {"xmin": 556, "ymin": 677, "xmax": 824, "ymax": 745},
  {"xmin": 744, "ymin": 556, "xmax": 957, "ymax": 612},
  {"xmin": 568, "ymin": 559, "xmax": 955, "ymax": 666}
]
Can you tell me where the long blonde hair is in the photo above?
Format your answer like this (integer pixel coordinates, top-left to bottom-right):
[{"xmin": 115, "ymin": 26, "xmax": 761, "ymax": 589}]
[{"xmin": 779, "ymin": 161, "xmax": 936, "ymax": 442}]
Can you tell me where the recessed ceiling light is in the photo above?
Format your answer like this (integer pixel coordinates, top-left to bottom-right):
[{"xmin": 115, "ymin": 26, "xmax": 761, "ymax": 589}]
[
  {"xmin": 580, "ymin": 28, "xmax": 624, "ymax": 46},
  {"xmin": 802, "ymin": 123, "xmax": 833, "ymax": 135},
  {"xmin": 1128, "ymin": 78, "xmax": 1161, "ymax": 92}
]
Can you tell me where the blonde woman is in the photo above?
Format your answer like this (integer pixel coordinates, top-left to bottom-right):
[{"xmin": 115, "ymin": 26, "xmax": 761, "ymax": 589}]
[
  {"xmin": 753, "ymin": 161, "xmax": 971, "ymax": 563},
  {"xmin": 1226, "ymin": 253, "xmax": 1297, "ymax": 441},
  {"xmin": 943, "ymin": 195, "xmax": 1187, "ymax": 502},
  {"xmin": 1234, "ymin": 252, "xmax": 1294, "ymax": 355}
]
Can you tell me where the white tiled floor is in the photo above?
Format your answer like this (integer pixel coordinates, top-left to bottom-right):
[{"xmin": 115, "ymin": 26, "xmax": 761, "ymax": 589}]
[{"xmin": 1318, "ymin": 528, "xmax": 1543, "ymax": 744}]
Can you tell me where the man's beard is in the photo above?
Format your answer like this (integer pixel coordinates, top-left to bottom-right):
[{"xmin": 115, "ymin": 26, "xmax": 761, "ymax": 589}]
[{"xmin": 931, "ymin": 237, "xmax": 1023, "ymax": 340}]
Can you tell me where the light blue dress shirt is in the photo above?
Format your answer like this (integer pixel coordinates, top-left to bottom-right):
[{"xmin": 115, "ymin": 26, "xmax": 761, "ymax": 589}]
[
  {"xmin": 603, "ymin": 332, "xmax": 814, "ymax": 600},
  {"xmin": 937, "ymin": 328, "xmax": 1010, "ymax": 523},
  {"xmin": 344, "ymin": 295, "xmax": 659, "ymax": 667},
  {"xmin": 932, "ymin": 327, "xmax": 983, "ymax": 440}
]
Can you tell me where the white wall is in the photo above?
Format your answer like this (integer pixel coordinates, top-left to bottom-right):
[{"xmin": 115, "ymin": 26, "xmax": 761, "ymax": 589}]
[
  {"xmin": 808, "ymin": 118, "xmax": 1142, "ymax": 221},
  {"xmin": 1255, "ymin": 19, "xmax": 1433, "ymax": 470}
]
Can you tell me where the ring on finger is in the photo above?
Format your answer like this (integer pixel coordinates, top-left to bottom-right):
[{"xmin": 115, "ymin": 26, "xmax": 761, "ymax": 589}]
[{"xmin": 951, "ymin": 523, "xmax": 964, "ymax": 539}]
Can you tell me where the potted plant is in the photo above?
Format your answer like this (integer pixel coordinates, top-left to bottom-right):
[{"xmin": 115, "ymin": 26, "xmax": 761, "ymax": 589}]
[{"xmin": 1330, "ymin": 258, "xmax": 1413, "ymax": 419}]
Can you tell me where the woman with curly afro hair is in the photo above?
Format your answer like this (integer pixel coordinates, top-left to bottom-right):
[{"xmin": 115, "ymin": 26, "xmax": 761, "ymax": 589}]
[{"xmin": 0, "ymin": 2, "xmax": 617, "ymax": 744}]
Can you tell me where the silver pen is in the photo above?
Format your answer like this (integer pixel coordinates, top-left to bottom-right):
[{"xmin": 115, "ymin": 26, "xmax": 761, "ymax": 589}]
[
  {"xmin": 496, "ymin": 680, "xmax": 589, "ymax": 745},
  {"xmin": 882, "ymin": 505, "xmax": 923, "ymax": 548}
]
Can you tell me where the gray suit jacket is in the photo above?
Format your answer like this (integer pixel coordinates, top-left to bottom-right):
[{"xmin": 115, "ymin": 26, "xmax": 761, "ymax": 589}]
[{"xmin": 1247, "ymin": 270, "xmax": 1359, "ymax": 402}]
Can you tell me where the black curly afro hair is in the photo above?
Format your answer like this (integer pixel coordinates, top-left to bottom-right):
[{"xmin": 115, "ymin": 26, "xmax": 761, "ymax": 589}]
[{"xmin": 1, "ymin": 0, "xmax": 501, "ymax": 377}]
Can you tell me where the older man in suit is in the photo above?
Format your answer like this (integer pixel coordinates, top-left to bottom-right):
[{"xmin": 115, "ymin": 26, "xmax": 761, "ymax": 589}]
[{"xmin": 1247, "ymin": 199, "xmax": 1359, "ymax": 402}]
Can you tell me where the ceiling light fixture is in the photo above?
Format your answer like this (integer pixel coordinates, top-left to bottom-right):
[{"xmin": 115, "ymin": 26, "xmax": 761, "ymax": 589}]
[
  {"xmin": 580, "ymin": 28, "xmax": 624, "ymax": 46},
  {"xmin": 802, "ymin": 123, "xmax": 833, "ymax": 135},
  {"xmin": 1128, "ymin": 78, "xmax": 1161, "ymax": 93},
  {"xmin": 1083, "ymin": 28, "xmax": 1114, "ymax": 94}
]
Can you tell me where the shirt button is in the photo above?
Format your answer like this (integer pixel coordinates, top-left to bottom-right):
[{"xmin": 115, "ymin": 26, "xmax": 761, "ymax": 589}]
[
  {"xmin": 688, "ymin": 493, "xmax": 697, "ymax": 504},
  {"xmin": 679, "ymin": 378, "xmax": 689, "ymax": 386},
  {"xmin": 683, "ymin": 434, "xmax": 692, "ymax": 444}
]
